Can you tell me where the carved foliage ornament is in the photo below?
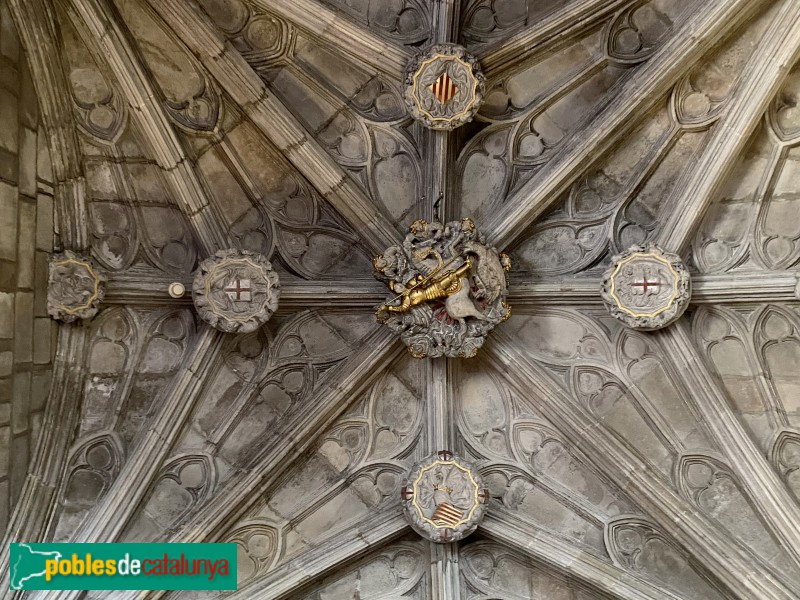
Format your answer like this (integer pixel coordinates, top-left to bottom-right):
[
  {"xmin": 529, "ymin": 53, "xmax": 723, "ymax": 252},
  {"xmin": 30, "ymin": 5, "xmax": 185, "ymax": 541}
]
[
  {"xmin": 192, "ymin": 249, "xmax": 280, "ymax": 334},
  {"xmin": 401, "ymin": 451, "xmax": 489, "ymax": 543},
  {"xmin": 404, "ymin": 44, "xmax": 485, "ymax": 130},
  {"xmin": 374, "ymin": 218, "xmax": 510, "ymax": 358},
  {"xmin": 600, "ymin": 244, "xmax": 691, "ymax": 331},
  {"xmin": 48, "ymin": 251, "xmax": 107, "ymax": 323}
]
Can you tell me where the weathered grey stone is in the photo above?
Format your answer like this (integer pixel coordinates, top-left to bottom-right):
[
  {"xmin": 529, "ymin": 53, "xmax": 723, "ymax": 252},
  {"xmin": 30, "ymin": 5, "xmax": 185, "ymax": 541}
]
[
  {"xmin": 33, "ymin": 318, "xmax": 51, "ymax": 365},
  {"xmin": 16, "ymin": 199, "xmax": 35, "ymax": 289},
  {"xmin": 193, "ymin": 249, "xmax": 280, "ymax": 334},
  {"xmin": 13, "ymin": 292, "xmax": 32, "ymax": 362},
  {"xmin": 35, "ymin": 194, "xmax": 52, "ymax": 252},
  {"xmin": 0, "ymin": 181, "xmax": 17, "ymax": 261},
  {"xmin": 18, "ymin": 126, "xmax": 36, "ymax": 197},
  {"xmin": 0, "ymin": 1, "xmax": 19, "ymax": 64},
  {"xmin": 47, "ymin": 251, "xmax": 106, "ymax": 323},
  {"xmin": 0, "ymin": 351, "xmax": 10, "ymax": 377},
  {"xmin": 0, "ymin": 292, "xmax": 12, "ymax": 338},
  {"xmin": 36, "ymin": 127, "xmax": 52, "ymax": 184},
  {"xmin": 401, "ymin": 450, "xmax": 488, "ymax": 543},
  {"xmin": 600, "ymin": 243, "xmax": 691, "ymax": 330},
  {"xmin": 404, "ymin": 44, "xmax": 484, "ymax": 130},
  {"xmin": 0, "ymin": 87, "xmax": 17, "ymax": 153}
]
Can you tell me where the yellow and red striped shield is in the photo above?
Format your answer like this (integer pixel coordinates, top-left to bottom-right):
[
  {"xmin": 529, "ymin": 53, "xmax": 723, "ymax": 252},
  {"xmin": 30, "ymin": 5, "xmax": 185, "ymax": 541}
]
[
  {"xmin": 432, "ymin": 502, "xmax": 463, "ymax": 526},
  {"xmin": 430, "ymin": 72, "xmax": 458, "ymax": 105}
]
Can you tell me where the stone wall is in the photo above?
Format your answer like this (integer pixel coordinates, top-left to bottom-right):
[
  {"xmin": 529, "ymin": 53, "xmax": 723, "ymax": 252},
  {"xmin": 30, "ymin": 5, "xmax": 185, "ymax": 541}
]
[{"xmin": 0, "ymin": 0, "xmax": 54, "ymax": 537}]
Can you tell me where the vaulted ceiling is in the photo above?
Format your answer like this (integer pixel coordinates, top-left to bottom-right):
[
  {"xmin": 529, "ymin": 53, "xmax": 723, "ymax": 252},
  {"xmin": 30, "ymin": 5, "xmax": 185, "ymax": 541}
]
[{"xmin": 2, "ymin": 0, "xmax": 800, "ymax": 598}]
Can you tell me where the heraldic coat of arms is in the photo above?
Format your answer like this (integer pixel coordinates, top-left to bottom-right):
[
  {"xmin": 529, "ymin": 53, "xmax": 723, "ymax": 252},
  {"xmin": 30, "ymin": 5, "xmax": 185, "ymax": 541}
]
[{"xmin": 373, "ymin": 218, "xmax": 510, "ymax": 358}]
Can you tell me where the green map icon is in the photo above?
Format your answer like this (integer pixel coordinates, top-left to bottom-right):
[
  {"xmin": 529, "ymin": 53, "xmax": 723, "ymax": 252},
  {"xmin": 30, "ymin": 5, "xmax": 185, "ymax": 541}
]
[{"xmin": 10, "ymin": 544, "xmax": 63, "ymax": 590}]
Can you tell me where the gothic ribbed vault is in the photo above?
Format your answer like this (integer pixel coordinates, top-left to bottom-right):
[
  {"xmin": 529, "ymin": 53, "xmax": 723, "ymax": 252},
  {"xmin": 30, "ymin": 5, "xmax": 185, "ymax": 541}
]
[{"xmin": 2, "ymin": 0, "xmax": 800, "ymax": 598}]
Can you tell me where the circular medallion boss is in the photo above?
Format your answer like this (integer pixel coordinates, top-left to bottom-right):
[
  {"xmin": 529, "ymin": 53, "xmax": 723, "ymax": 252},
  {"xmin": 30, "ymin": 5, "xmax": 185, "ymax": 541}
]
[
  {"xmin": 192, "ymin": 249, "xmax": 280, "ymax": 333},
  {"xmin": 400, "ymin": 451, "xmax": 489, "ymax": 543},
  {"xmin": 47, "ymin": 251, "xmax": 106, "ymax": 323},
  {"xmin": 600, "ymin": 244, "xmax": 691, "ymax": 331},
  {"xmin": 405, "ymin": 44, "xmax": 485, "ymax": 130}
]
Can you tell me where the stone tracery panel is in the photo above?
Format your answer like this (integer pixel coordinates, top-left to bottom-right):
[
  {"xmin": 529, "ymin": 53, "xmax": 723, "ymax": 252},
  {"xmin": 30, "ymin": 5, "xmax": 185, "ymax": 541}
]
[
  {"xmin": 52, "ymin": 432, "xmax": 125, "ymax": 542},
  {"xmin": 51, "ymin": 307, "xmax": 197, "ymax": 540},
  {"xmin": 771, "ymin": 430, "xmax": 800, "ymax": 502},
  {"xmin": 240, "ymin": 355, "xmax": 424, "ymax": 569},
  {"xmin": 693, "ymin": 304, "xmax": 800, "ymax": 447},
  {"xmin": 695, "ymin": 59, "xmax": 800, "ymax": 273},
  {"xmin": 112, "ymin": 0, "xmax": 222, "ymax": 133},
  {"xmin": 58, "ymin": 10, "xmax": 128, "ymax": 144},
  {"xmin": 460, "ymin": 539, "xmax": 606, "ymax": 600},
  {"xmin": 201, "ymin": 1, "xmax": 423, "ymax": 232},
  {"xmin": 605, "ymin": 516, "xmax": 729, "ymax": 600},
  {"xmin": 85, "ymin": 159, "xmax": 199, "ymax": 274},
  {"xmin": 122, "ymin": 453, "xmax": 216, "ymax": 542},
  {"xmin": 459, "ymin": 0, "xmax": 689, "ymax": 227},
  {"xmin": 675, "ymin": 453, "xmax": 800, "ymax": 590},
  {"xmin": 456, "ymin": 359, "xmax": 634, "ymax": 556},
  {"xmin": 299, "ymin": 537, "xmax": 430, "ymax": 599},
  {"xmin": 509, "ymin": 309, "xmax": 717, "ymax": 478},
  {"xmin": 204, "ymin": 118, "xmax": 373, "ymax": 280},
  {"xmin": 317, "ymin": 0, "xmax": 431, "ymax": 47},
  {"xmin": 509, "ymin": 6, "xmax": 782, "ymax": 277}
]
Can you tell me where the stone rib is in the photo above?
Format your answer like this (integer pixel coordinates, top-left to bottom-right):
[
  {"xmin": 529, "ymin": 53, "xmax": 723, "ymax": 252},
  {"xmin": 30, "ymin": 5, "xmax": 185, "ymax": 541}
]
[
  {"xmin": 37, "ymin": 327, "xmax": 225, "ymax": 600},
  {"xmin": 657, "ymin": 322, "xmax": 800, "ymax": 567},
  {"xmin": 433, "ymin": 0, "xmax": 459, "ymax": 45},
  {"xmin": 426, "ymin": 359, "xmax": 460, "ymax": 600},
  {"xmin": 228, "ymin": 510, "xmax": 408, "ymax": 600},
  {"xmin": 152, "ymin": 329, "xmax": 402, "ymax": 551},
  {"xmin": 486, "ymin": 330, "xmax": 800, "ymax": 600},
  {"xmin": 8, "ymin": 0, "xmax": 87, "ymax": 249},
  {"xmin": 249, "ymin": 0, "xmax": 411, "ymax": 80},
  {"xmin": 483, "ymin": 0, "xmax": 769, "ymax": 250},
  {"xmin": 656, "ymin": 0, "xmax": 800, "ymax": 253},
  {"xmin": 102, "ymin": 269, "xmax": 389, "ymax": 311},
  {"xmin": 482, "ymin": 512, "xmax": 687, "ymax": 600},
  {"xmin": 146, "ymin": 0, "xmax": 404, "ymax": 255},
  {"xmin": 506, "ymin": 271, "xmax": 800, "ymax": 306},
  {"xmin": 63, "ymin": 0, "xmax": 230, "ymax": 255},
  {"xmin": 0, "ymin": 328, "xmax": 87, "ymax": 595},
  {"xmin": 477, "ymin": 0, "xmax": 629, "ymax": 78}
]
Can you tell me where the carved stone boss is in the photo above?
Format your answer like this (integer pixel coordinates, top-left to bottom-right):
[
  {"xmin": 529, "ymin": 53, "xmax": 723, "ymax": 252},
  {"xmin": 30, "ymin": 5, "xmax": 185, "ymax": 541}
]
[
  {"xmin": 193, "ymin": 249, "xmax": 280, "ymax": 333},
  {"xmin": 373, "ymin": 218, "xmax": 510, "ymax": 358},
  {"xmin": 48, "ymin": 251, "xmax": 107, "ymax": 323},
  {"xmin": 401, "ymin": 451, "xmax": 489, "ymax": 543},
  {"xmin": 600, "ymin": 244, "xmax": 691, "ymax": 330},
  {"xmin": 404, "ymin": 44, "xmax": 485, "ymax": 130}
]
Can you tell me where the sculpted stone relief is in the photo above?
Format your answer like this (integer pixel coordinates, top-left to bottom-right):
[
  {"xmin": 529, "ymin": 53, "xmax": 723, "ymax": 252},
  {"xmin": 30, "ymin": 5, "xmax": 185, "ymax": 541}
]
[
  {"xmin": 192, "ymin": 249, "xmax": 280, "ymax": 333},
  {"xmin": 404, "ymin": 44, "xmax": 485, "ymax": 130},
  {"xmin": 47, "ymin": 251, "xmax": 106, "ymax": 322},
  {"xmin": 24, "ymin": 0, "xmax": 800, "ymax": 598},
  {"xmin": 373, "ymin": 218, "xmax": 510, "ymax": 358},
  {"xmin": 401, "ymin": 450, "xmax": 489, "ymax": 543},
  {"xmin": 600, "ymin": 243, "xmax": 691, "ymax": 330}
]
